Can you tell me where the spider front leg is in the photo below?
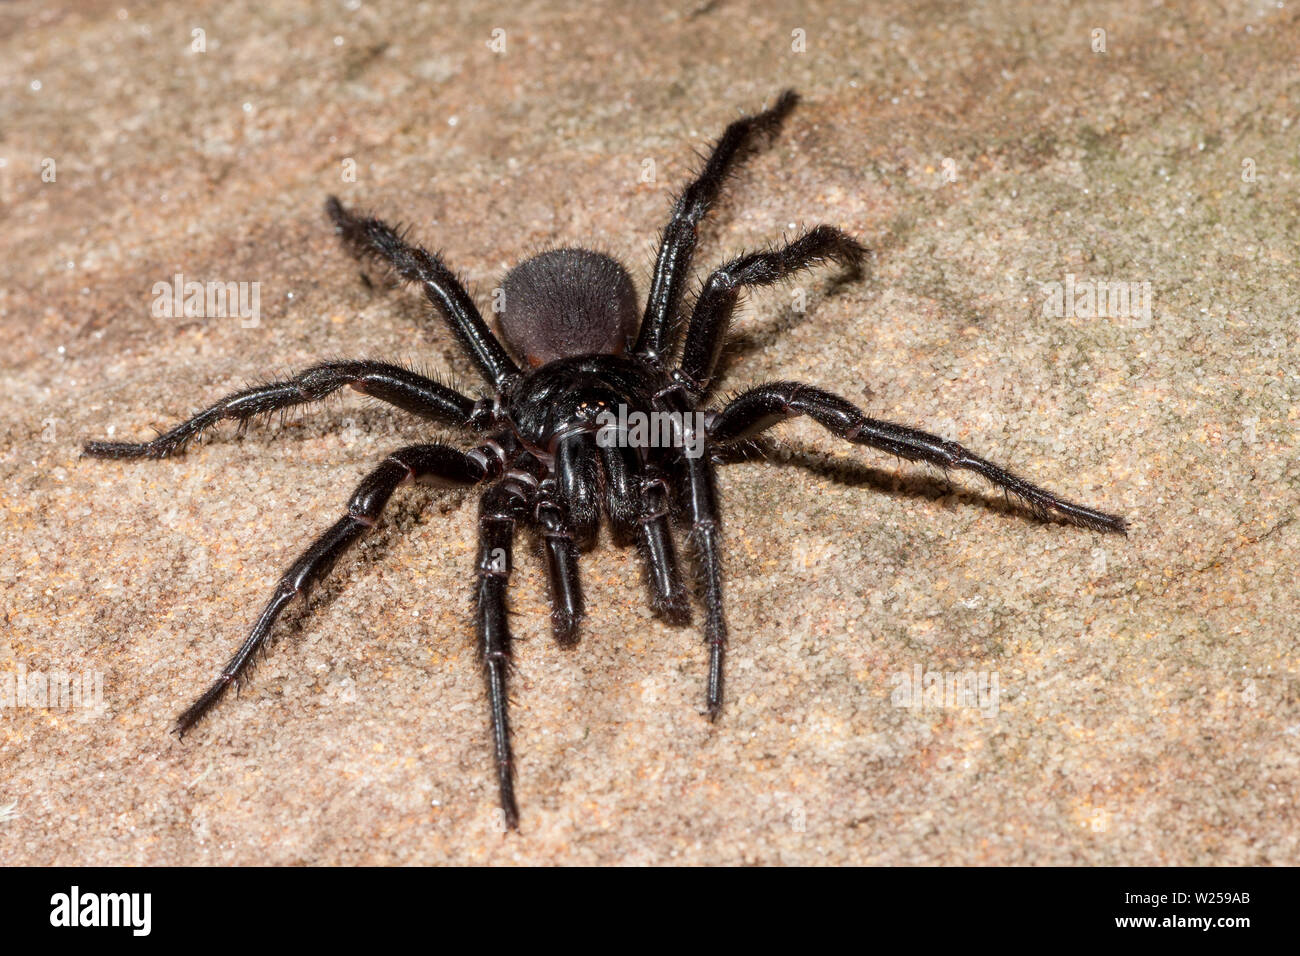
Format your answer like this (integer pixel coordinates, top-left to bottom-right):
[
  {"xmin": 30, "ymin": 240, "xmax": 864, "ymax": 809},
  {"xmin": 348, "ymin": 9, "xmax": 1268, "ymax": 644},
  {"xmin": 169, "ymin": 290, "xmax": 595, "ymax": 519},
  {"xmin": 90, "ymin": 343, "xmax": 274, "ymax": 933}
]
[
  {"xmin": 473, "ymin": 468, "xmax": 543, "ymax": 831},
  {"xmin": 534, "ymin": 491, "xmax": 583, "ymax": 646},
  {"xmin": 634, "ymin": 89, "xmax": 800, "ymax": 362},
  {"xmin": 707, "ymin": 382, "xmax": 1127, "ymax": 533},
  {"xmin": 175, "ymin": 443, "xmax": 489, "ymax": 735},
  {"xmin": 83, "ymin": 360, "xmax": 485, "ymax": 459},
  {"xmin": 325, "ymin": 197, "xmax": 519, "ymax": 389},
  {"xmin": 678, "ymin": 226, "xmax": 866, "ymax": 392},
  {"xmin": 600, "ymin": 442, "xmax": 689, "ymax": 621},
  {"xmin": 529, "ymin": 441, "xmax": 646, "ymax": 647},
  {"xmin": 554, "ymin": 431, "xmax": 602, "ymax": 548},
  {"xmin": 635, "ymin": 462, "xmax": 691, "ymax": 622}
]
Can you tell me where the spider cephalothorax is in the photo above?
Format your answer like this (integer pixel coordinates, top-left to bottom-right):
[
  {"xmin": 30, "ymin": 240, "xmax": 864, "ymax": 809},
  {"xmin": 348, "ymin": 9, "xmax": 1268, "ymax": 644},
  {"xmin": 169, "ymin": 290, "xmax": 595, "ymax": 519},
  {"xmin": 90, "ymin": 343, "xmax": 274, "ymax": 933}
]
[{"xmin": 85, "ymin": 90, "xmax": 1126, "ymax": 829}]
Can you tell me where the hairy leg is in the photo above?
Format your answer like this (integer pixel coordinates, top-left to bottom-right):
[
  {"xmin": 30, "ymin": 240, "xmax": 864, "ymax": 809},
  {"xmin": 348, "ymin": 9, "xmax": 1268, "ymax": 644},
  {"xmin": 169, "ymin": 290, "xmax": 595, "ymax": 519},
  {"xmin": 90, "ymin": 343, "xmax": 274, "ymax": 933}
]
[
  {"xmin": 636, "ymin": 462, "xmax": 690, "ymax": 623},
  {"xmin": 656, "ymin": 387, "xmax": 729, "ymax": 716},
  {"xmin": 326, "ymin": 196, "xmax": 519, "ymax": 388},
  {"xmin": 598, "ymin": 443, "xmax": 641, "ymax": 543},
  {"xmin": 708, "ymin": 381, "xmax": 1127, "ymax": 533},
  {"xmin": 174, "ymin": 443, "xmax": 488, "ymax": 735},
  {"xmin": 680, "ymin": 451, "xmax": 728, "ymax": 717},
  {"xmin": 554, "ymin": 431, "xmax": 602, "ymax": 548},
  {"xmin": 678, "ymin": 226, "xmax": 865, "ymax": 393},
  {"xmin": 634, "ymin": 90, "xmax": 800, "ymax": 363},
  {"xmin": 473, "ymin": 471, "xmax": 539, "ymax": 830},
  {"xmin": 600, "ymin": 443, "xmax": 690, "ymax": 621},
  {"xmin": 84, "ymin": 360, "xmax": 484, "ymax": 459},
  {"xmin": 534, "ymin": 492, "xmax": 584, "ymax": 645}
]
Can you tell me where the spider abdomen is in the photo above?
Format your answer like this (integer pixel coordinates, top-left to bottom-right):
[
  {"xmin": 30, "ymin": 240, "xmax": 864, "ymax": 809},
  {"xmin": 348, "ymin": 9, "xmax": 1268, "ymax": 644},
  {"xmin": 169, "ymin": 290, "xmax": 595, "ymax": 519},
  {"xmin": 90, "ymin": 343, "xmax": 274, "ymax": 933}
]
[{"xmin": 498, "ymin": 248, "xmax": 639, "ymax": 367}]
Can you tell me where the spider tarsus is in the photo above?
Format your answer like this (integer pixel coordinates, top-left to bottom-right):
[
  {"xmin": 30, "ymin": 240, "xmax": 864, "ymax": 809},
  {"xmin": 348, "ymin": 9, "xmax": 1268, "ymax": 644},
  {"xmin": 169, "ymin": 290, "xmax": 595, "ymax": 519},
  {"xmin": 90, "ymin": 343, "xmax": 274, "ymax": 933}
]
[
  {"xmin": 500, "ymin": 796, "xmax": 520, "ymax": 832},
  {"xmin": 704, "ymin": 693, "xmax": 724, "ymax": 723},
  {"xmin": 550, "ymin": 609, "xmax": 582, "ymax": 646},
  {"xmin": 654, "ymin": 593, "xmax": 692, "ymax": 626},
  {"xmin": 971, "ymin": 477, "xmax": 1127, "ymax": 535},
  {"xmin": 83, "ymin": 439, "xmax": 167, "ymax": 460},
  {"xmin": 173, "ymin": 678, "xmax": 230, "ymax": 738},
  {"xmin": 955, "ymin": 453, "xmax": 1127, "ymax": 534},
  {"xmin": 759, "ymin": 88, "xmax": 799, "ymax": 133},
  {"xmin": 1059, "ymin": 504, "xmax": 1128, "ymax": 536},
  {"xmin": 706, "ymin": 667, "xmax": 725, "ymax": 721}
]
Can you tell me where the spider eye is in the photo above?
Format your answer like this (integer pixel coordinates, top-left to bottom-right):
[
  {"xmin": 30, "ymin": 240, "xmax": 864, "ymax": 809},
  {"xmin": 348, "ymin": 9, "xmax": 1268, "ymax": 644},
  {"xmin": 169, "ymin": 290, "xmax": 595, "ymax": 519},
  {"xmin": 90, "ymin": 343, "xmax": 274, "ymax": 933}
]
[{"xmin": 498, "ymin": 248, "xmax": 639, "ymax": 366}]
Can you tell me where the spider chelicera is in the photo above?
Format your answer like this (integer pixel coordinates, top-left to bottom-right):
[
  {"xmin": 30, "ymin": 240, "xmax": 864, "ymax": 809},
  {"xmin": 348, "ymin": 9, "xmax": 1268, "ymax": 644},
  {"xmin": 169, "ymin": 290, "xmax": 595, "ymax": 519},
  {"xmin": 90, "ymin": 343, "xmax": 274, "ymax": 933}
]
[{"xmin": 85, "ymin": 90, "xmax": 1126, "ymax": 829}]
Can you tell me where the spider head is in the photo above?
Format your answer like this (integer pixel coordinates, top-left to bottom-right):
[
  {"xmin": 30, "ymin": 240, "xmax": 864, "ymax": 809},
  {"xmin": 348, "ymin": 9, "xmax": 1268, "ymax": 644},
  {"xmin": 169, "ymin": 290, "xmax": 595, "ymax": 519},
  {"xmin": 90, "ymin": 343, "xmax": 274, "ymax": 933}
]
[{"xmin": 498, "ymin": 248, "xmax": 639, "ymax": 367}]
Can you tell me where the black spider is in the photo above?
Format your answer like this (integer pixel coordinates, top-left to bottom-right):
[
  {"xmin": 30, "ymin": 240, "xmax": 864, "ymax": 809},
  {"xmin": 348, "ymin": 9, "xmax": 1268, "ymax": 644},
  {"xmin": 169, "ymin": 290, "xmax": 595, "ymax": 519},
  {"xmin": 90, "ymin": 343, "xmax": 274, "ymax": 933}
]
[{"xmin": 84, "ymin": 90, "xmax": 1126, "ymax": 830}]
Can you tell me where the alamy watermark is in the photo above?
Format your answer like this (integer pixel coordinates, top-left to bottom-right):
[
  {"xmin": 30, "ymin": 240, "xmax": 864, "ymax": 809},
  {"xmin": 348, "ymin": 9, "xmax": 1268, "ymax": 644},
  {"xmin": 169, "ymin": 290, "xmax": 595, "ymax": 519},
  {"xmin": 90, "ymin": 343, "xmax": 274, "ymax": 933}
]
[
  {"xmin": 152, "ymin": 272, "xmax": 261, "ymax": 327},
  {"xmin": 50, "ymin": 886, "xmax": 151, "ymax": 936},
  {"xmin": 1, "ymin": 664, "xmax": 105, "ymax": 712},
  {"xmin": 890, "ymin": 662, "xmax": 1000, "ymax": 718},
  {"xmin": 595, "ymin": 405, "xmax": 707, "ymax": 459},
  {"xmin": 1041, "ymin": 273, "xmax": 1151, "ymax": 324}
]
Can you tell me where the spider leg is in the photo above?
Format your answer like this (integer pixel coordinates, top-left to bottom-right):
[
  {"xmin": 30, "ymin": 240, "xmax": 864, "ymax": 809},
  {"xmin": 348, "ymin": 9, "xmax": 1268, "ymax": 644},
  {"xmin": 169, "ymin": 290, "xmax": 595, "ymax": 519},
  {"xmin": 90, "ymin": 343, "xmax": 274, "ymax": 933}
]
[
  {"xmin": 534, "ymin": 491, "xmax": 583, "ymax": 645},
  {"xmin": 84, "ymin": 360, "xmax": 484, "ymax": 459},
  {"xmin": 636, "ymin": 462, "xmax": 690, "ymax": 622},
  {"xmin": 473, "ymin": 469, "xmax": 541, "ymax": 831},
  {"xmin": 325, "ymin": 196, "xmax": 520, "ymax": 388},
  {"xmin": 634, "ymin": 89, "xmax": 800, "ymax": 363},
  {"xmin": 174, "ymin": 443, "xmax": 488, "ymax": 736},
  {"xmin": 707, "ymin": 381, "xmax": 1128, "ymax": 533},
  {"xmin": 655, "ymin": 389, "xmax": 729, "ymax": 716},
  {"xmin": 681, "ymin": 450, "xmax": 729, "ymax": 718},
  {"xmin": 554, "ymin": 432, "xmax": 602, "ymax": 548},
  {"xmin": 598, "ymin": 444, "xmax": 640, "ymax": 543},
  {"xmin": 678, "ymin": 226, "xmax": 865, "ymax": 393},
  {"xmin": 600, "ymin": 440, "xmax": 690, "ymax": 620}
]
